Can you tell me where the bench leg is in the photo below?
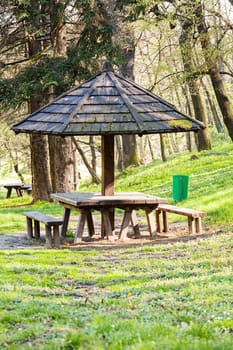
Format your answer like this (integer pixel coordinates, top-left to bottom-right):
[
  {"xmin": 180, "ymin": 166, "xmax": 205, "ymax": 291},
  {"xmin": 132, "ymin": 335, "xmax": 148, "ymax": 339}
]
[
  {"xmin": 156, "ymin": 209, "xmax": 162, "ymax": 233},
  {"xmin": 26, "ymin": 217, "xmax": 33, "ymax": 239},
  {"xmin": 195, "ymin": 218, "xmax": 202, "ymax": 234},
  {"xmin": 6, "ymin": 188, "xmax": 12, "ymax": 199},
  {"xmin": 162, "ymin": 211, "xmax": 169, "ymax": 233},
  {"xmin": 34, "ymin": 220, "xmax": 40, "ymax": 239},
  {"xmin": 45, "ymin": 225, "xmax": 53, "ymax": 248},
  {"xmin": 188, "ymin": 217, "xmax": 195, "ymax": 234},
  {"xmin": 53, "ymin": 225, "xmax": 60, "ymax": 248}
]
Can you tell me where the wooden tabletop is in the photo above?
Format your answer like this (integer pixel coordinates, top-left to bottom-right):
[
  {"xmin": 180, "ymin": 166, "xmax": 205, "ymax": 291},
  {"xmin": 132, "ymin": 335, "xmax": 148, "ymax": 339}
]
[
  {"xmin": 51, "ymin": 192, "xmax": 167, "ymax": 208},
  {"xmin": 3, "ymin": 183, "xmax": 22, "ymax": 188}
]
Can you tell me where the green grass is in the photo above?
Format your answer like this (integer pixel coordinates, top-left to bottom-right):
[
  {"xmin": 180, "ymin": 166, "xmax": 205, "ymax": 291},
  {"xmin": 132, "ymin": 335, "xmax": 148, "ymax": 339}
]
[
  {"xmin": 0, "ymin": 137, "xmax": 233, "ymax": 349},
  {"xmin": 0, "ymin": 234, "xmax": 232, "ymax": 349}
]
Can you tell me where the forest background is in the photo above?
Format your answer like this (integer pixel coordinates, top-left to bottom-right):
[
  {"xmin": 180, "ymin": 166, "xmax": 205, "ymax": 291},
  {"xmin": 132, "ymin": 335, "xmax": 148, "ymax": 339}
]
[{"xmin": 0, "ymin": 0, "xmax": 233, "ymax": 201}]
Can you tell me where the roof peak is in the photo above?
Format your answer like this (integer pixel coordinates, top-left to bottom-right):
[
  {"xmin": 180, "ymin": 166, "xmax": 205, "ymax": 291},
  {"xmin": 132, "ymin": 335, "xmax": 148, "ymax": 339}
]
[{"xmin": 102, "ymin": 61, "xmax": 114, "ymax": 72}]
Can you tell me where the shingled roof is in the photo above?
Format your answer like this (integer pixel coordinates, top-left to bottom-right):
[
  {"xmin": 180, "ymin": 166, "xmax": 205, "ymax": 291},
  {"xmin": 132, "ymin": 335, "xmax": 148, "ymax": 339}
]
[{"xmin": 12, "ymin": 62, "xmax": 204, "ymax": 136}]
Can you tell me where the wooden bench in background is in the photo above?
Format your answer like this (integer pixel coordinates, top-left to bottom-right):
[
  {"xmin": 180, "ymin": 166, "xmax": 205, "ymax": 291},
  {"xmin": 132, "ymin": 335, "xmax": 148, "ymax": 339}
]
[
  {"xmin": 156, "ymin": 204, "xmax": 207, "ymax": 235},
  {"xmin": 23, "ymin": 211, "xmax": 63, "ymax": 248}
]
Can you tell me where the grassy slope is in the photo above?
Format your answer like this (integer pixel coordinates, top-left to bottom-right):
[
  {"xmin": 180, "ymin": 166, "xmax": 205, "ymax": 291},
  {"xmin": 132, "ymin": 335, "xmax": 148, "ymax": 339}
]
[
  {"xmin": 0, "ymin": 137, "xmax": 233, "ymax": 349},
  {"xmin": 1, "ymin": 137, "xmax": 233, "ymax": 233}
]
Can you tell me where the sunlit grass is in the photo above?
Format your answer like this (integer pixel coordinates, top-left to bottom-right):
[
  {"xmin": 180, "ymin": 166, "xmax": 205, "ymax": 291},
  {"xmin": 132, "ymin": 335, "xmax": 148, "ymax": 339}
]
[{"xmin": 0, "ymin": 233, "xmax": 233, "ymax": 349}]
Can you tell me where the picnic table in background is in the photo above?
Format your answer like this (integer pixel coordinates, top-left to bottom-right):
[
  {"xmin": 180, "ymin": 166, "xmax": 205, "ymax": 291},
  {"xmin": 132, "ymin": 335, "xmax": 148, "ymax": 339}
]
[{"xmin": 2, "ymin": 183, "xmax": 32, "ymax": 198}]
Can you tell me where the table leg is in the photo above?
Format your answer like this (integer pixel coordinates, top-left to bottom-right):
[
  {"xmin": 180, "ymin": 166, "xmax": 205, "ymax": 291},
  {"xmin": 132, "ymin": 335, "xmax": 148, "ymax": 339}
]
[
  {"xmin": 6, "ymin": 188, "xmax": 12, "ymax": 199},
  {"xmin": 16, "ymin": 187, "xmax": 23, "ymax": 197},
  {"xmin": 87, "ymin": 211, "xmax": 95, "ymax": 237},
  {"xmin": 61, "ymin": 208, "xmax": 70, "ymax": 239},
  {"xmin": 145, "ymin": 208, "xmax": 157, "ymax": 237},
  {"xmin": 130, "ymin": 210, "xmax": 141, "ymax": 238},
  {"xmin": 101, "ymin": 209, "xmax": 114, "ymax": 238},
  {"xmin": 118, "ymin": 209, "xmax": 132, "ymax": 240},
  {"xmin": 102, "ymin": 209, "xmax": 115, "ymax": 240},
  {"xmin": 74, "ymin": 210, "xmax": 88, "ymax": 243}
]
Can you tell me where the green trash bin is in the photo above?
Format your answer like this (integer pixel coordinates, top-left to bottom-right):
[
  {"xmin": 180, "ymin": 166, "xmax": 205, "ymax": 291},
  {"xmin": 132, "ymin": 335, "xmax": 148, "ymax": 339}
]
[{"xmin": 172, "ymin": 175, "xmax": 189, "ymax": 201}]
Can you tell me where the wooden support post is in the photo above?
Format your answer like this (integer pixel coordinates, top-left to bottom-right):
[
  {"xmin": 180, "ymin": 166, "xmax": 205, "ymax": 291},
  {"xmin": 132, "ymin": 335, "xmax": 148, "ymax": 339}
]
[
  {"xmin": 156, "ymin": 209, "xmax": 161, "ymax": 233},
  {"xmin": 53, "ymin": 225, "xmax": 60, "ymax": 248},
  {"xmin": 130, "ymin": 210, "xmax": 141, "ymax": 238},
  {"xmin": 45, "ymin": 225, "xmax": 53, "ymax": 248},
  {"xmin": 6, "ymin": 188, "xmax": 12, "ymax": 199},
  {"xmin": 162, "ymin": 210, "xmax": 169, "ymax": 232},
  {"xmin": 61, "ymin": 208, "xmax": 71, "ymax": 239},
  {"xmin": 145, "ymin": 208, "xmax": 157, "ymax": 237},
  {"xmin": 34, "ymin": 220, "xmax": 40, "ymax": 239},
  {"xmin": 188, "ymin": 217, "xmax": 194, "ymax": 234},
  {"xmin": 101, "ymin": 135, "xmax": 115, "ymax": 237},
  {"xmin": 26, "ymin": 217, "xmax": 33, "ymax": 239},
  {"xmin": 195, "ymin": 218, "xmax": 202, "ymax": 234},
  {"xmin": 74, "ymin": 210, "xmax": 88, "ymax": 243},
  {"xmin": 87, "ymin": 211, "xmax": 95, "ymax": 237},
  {"xmin": 102, "ymin": 209, "xmax": 115, "ymax": 240},
  {"xmin": 119, "ymin": 209, "xmax": 132, "ymax": 240}
]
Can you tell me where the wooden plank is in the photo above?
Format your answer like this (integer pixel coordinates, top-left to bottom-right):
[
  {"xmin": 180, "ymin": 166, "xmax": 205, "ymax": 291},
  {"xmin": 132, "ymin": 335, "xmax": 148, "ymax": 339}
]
[
  {"xmin": 157, "ymin": 204, "xmax": 206, "ymax": 218},
  {"xmin": 80, "ymin": 104, "xmax": 129, "ymax": 114},
  {"xmin": 23, "ymin": 211, "xmax": 63, "ymax": 225},
  {"xmin": 74, "ymin": 114, "xmax": 135, "ymax": 123}
]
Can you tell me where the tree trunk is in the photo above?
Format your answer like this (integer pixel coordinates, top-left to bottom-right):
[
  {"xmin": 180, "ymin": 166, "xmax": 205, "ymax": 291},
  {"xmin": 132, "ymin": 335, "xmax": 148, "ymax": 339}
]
[
  {"xmin": 50, "ymin": 0, "xmax": 74, "ymax": 192},
  {"xmin": 160, "ymin": 134, "xmax": 167, "ymax": 162},
  {"xmin": 118, "ymin": 20, "xmax": 140, "ymax": 168},
  {"xmin": 72, "ymin": 137, "xmax": 101, "ymax": 184},
  {"xmin": 54, "ymin": 136, "xmax": 74, "ymax": 192},
  {"xmin": 179, "ymin": 20, "xmax": 211, "ymax": 151},
  {"xmin": 115, "ymin": 135, "xmax": 123, "ymax": 171},
  {"xmin": 27, "ymin": 2, "xmax": 51, "ymax": 202},
  {"xmin": 30, "ymin": 134, "xmax": 51, "ymax": 201},
  {"xmin": 195, "ymin": 3, "xmax": 233, "ymax": 139}
]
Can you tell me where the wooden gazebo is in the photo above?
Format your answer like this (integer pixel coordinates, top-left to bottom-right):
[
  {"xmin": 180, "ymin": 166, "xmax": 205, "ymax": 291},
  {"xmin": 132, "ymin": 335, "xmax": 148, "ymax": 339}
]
[{"xmin": 12, "ymin": 61, "xmax": 204, "ymax": 197}]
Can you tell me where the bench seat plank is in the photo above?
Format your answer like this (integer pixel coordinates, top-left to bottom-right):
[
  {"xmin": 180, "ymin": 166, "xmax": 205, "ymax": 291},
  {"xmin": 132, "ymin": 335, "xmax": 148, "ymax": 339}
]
[{"xmin": 157, "ymin": 204, "xmax": 206, "ymax": 218}]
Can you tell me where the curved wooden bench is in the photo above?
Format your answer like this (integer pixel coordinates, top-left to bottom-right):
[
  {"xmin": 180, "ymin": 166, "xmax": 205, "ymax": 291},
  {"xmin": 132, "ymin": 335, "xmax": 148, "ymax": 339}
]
[
  {"xmin": 23, "ymin": 211, "xmax": 63, "ymax": 248},
  {"xmin": 156, "ymin": 204, "xmax": 207, "ymax": 235}
]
